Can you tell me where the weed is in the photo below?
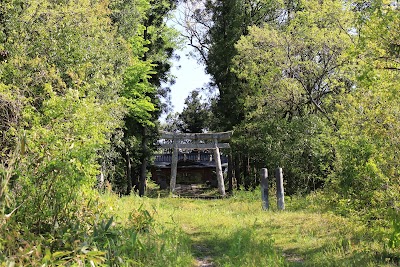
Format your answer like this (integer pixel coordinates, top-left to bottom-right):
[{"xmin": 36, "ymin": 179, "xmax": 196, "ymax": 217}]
[{"xmin": 2, "ymin": 188, "xmax": 399, "ymax": 266}]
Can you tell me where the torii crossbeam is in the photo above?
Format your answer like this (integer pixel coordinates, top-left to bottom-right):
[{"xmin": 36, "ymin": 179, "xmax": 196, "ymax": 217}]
[{"xmin": 159, "ymin": 131, "xmax": 233, "ymax": 196}]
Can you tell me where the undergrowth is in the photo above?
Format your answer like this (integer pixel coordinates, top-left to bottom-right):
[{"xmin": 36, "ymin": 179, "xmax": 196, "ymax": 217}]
[
  {"xmin": 2, "ymin": 183, "xmax": 400, "ymax": 266},
  {"xmin": 146, "ymin": 187, "xmax": 400, "ymax": 266},
  {"xmin": 0, "ymin": 190, "xmax": 193, "ymax": 266}
]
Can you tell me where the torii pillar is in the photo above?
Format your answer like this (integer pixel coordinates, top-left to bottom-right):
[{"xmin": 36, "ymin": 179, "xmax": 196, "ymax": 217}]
[
  {"xmin": 170, "ymin": 139, "xmax": 179, "ymax": 193},
  {"xmin": 214, "ymin": 139, "xmax": 225, "ymax": 196},
  {"xmin": 160, "ymin": 131, "xmax": 232, "ymax": 197}
]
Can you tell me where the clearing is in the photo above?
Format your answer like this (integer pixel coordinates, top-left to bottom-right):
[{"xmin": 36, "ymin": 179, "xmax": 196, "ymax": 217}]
[{"xmin": 105, "ymin": 189, "xmax": 398, "ymax": 267}]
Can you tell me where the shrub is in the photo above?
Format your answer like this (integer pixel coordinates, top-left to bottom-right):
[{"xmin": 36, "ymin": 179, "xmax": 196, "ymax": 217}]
[{"xmin": 11, "ymin": 89, "xmax": 118, "ymax": 233}]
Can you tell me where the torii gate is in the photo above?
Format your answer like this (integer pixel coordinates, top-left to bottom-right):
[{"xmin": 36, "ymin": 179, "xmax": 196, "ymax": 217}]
[{"xmin": 159, "ymin": 131, "xmax": 233, "ymax": 196}]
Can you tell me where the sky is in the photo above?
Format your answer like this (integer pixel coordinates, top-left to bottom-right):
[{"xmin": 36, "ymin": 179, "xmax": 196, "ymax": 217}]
[
  {"xmin": 168, "ymin": 47, "xmax": 211, "ymax": 114},
  {"xmin": 165, "ymin": 4, "xmax": 212, "ymax": 115}
]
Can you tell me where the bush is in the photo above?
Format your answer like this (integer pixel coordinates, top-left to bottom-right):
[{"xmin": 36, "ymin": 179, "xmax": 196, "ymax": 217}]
[{"xmin": 10, "ymin": 89, "xmax": 118, "ymax": 233}]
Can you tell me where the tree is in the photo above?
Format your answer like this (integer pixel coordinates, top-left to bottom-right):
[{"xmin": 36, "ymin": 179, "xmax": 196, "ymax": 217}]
[
  {"xmin": 0, "ymin": 0, "xmax": 131, "ymax": 231},
  {"xmin": 231, "ymin": 0, "xmax": 354, "ymax": 193},
  {"xmin": 326, "ymin": 0, "xmax": 400, "ymax": 220},
  {"xmin": 0, "ymin": 0, "xmax": 181, "ymax": 230},
  {"xmin": 179, "ymin": 0, "xmax": 287, "ymax": 189},
  {"xmin": 179, "ymin": 0, "xmax": 282, "ymax": 131},
  {"xmin": 136, "ymin": 0, "xmax": 179, "ymax": 197},
  {"xmin": 178, "ymin": 90, "xmax": 210, "ymax": 133},
  {"xmin": 161, "ymin": 89, "xmax": 211, "ymax": 133},
  {"xmin": 105, "ymin": 0, "xmax": 180, "ymax": 196},
  {"xmin": 161, "ymin": 112, "xmax": 183, "ymax": 132}
]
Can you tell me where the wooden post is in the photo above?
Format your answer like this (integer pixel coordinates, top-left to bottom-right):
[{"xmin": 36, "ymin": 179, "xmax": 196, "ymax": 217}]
[
  {"xmin": 170, "ymin": 139, "xmax": 178, "ymax": 193},
  {"xmin": 261, "ymin": 168, "xmax": 269, "ymax": 210},
  {"xmin": 214, "ymin": 139, "xmax": 226, "ymax": 196},
  {"xmin": 275, "ymin": 167, "xmax": 285, "ymax": 210}
]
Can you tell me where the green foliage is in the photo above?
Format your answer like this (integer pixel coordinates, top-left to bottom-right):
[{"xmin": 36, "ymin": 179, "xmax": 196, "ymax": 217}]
[
  {"xmin": 1, "ymin": 193, "xmax": 106, "ymax": 266},
  {"xmin": 389, "ymin": 212, "xmax": 400, "ymax": 249},
  {"xmin": 231, "ymin": 0, "xmax": 353, "ymax": 193},
  {"xmin": 109, "ymin": 0, "xmax": 151, "ymax": 38},
  {"xmin": 0, "ymin": 132, "xmax": 19, "ymax": 215},
  {"xmin": 233, "ymin": 115, "xmax": 334, "ymax": 194},
  {"xmin": 162, "ymin": 90, "xmax": 213, "ymax": 133},
  {"xmin": 91, "ymin": 193, "xmax": 194, "ymax": 267},
  {"xmin": 106, "ymin": 0, "xmax": 180, "ymax": 196},
  {"xmin": 3, "ymin": 0, "xmax": 129, "ymax": 101},
  {"xmin": 0, "ymin": 0, "xmax": 179, "ymax": 199},
  {"xmin": 0, "ymin": 0, "xmax": 180, "ymax": 263},
  {"xmin": 13, "ymin": 89, "xmax": 118, "ymax": 232},
  {"xmin": 121, "ymin": 34, "xmax": 157, "ymax": 126},
  {"xmin": 323, "ymin": 2, "xmax": 400, "ymax": 225},
  {"xmin": 3, "ymin": 187, "xmax": 399, "ymax": 266},
  {"xmin": 2, "ymin": 0, "xmax": 400, "ymax": 264},
  {"xmin": 206, "ymin": 0, "xmax": 262, "ymax": 130},
  {"xmin": 178, "ymin": 90, "xmax": 211, "ymax": 133},
  {"xmin": 328, "ymin": 68, "xmax": 400, "ymax": 220},
  {"xmin": 1, "ymin": 191, "xmax": 194, "ymax": 266},
  {"xmin": 0, "ymin": 85, "xmax": 22, "ymax": 163}
]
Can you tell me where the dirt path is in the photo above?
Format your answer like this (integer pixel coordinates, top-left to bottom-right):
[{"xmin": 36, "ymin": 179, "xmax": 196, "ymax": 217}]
[
  {"xmin": 192, "ymin": 244, "xmax": 215, "ymax": 267},
  {"xmin": 196, "ymin": 257, "xmax": 214, "ymax": 267}
]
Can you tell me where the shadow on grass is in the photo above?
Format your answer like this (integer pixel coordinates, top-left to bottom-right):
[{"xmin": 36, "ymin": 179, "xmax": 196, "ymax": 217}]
[
  {"xmin": 188, "ymin": 227, "xmax": 397, "ymax": 267},
  {"xmin": 281, "ymin": 239, "xmax": 398, "ymax": 267},
  {"xmin": 189, "ymin": 226, "xmax": 286, "ymax": 267}
]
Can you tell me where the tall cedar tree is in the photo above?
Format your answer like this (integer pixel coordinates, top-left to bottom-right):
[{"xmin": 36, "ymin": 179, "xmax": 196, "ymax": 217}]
[
  {"xmin": 204, "ymin": 0, "xmax": 282, "ymax": 189},
  {"xmin": 178, "ymin": 90, "xmax": 210, "ymax": 133},
  {"xmin": 110, "ymin": 0, "xmax": 179, "ymax": 196}
]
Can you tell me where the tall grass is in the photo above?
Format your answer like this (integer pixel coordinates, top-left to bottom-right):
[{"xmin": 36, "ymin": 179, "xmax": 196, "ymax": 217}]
[
  {"xmin": 2, "ymin": 186, "xmax": 399, "ymax": 266},
  {"xmin": 101, "ymin": 190, "xmax": 286, "ymax": 266},
  {"xmin": 212, "ymin": 227, "xmax": 285, "ymax": 266},
  {"xmin": 110, "ymin": 187, "xmax": 399, "ymax": 267},
  {"xmin": 93, "ymin": 192, "xmax": 194, "ymax": 267}
]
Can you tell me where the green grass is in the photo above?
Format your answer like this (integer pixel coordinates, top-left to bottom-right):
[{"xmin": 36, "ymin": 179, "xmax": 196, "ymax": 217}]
[{"xmin": 98, "ymin": 186, "xmax": 400, "ymax": 267}]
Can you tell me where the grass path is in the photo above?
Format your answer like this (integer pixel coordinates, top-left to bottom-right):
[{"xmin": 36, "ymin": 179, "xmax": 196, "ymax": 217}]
[{"xmin": 109, "ymin": 191, "xmax": 398, "ymax": 266}]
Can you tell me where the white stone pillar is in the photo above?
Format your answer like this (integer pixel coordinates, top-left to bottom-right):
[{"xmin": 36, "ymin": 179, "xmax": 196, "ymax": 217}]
[
  {"xmin": 214, "ymin": 139, "xmax": 226, "ymax": 196},
  {"xmin": 170, "ymin": 139, "xmax": 178, "ymax": 193}
]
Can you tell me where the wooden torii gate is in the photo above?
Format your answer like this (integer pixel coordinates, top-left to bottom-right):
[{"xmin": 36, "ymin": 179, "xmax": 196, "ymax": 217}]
[{"xmin": 159, "ymin": 131, "xmax": 232, "ymax": 196}]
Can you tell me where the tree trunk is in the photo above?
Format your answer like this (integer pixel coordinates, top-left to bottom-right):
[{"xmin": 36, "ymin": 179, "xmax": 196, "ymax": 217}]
[
  {"xmin": 234, "ymin": 154, "xmax": 241, "ymax": 190},
  {"xmin": 243, "ymin": 155, "xmax": 250, "ymax": 190},
  {"xmin": 253, "ymin": 165, "xmax": 258, "ymax": 190},
  {"xmin": 139, "ymin": 128, "xmax": 147, "ymax": 197},
  {"xmin": 126, "ymin": 149, "xmax": 132, "ymax": 195},
  {"xmin": 132, "ymin": 168, "xmax": 139, "ymax": 192},
  {"xmin": 227, "ymin": 153, "xmax": 233, "ymax": 192}
]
